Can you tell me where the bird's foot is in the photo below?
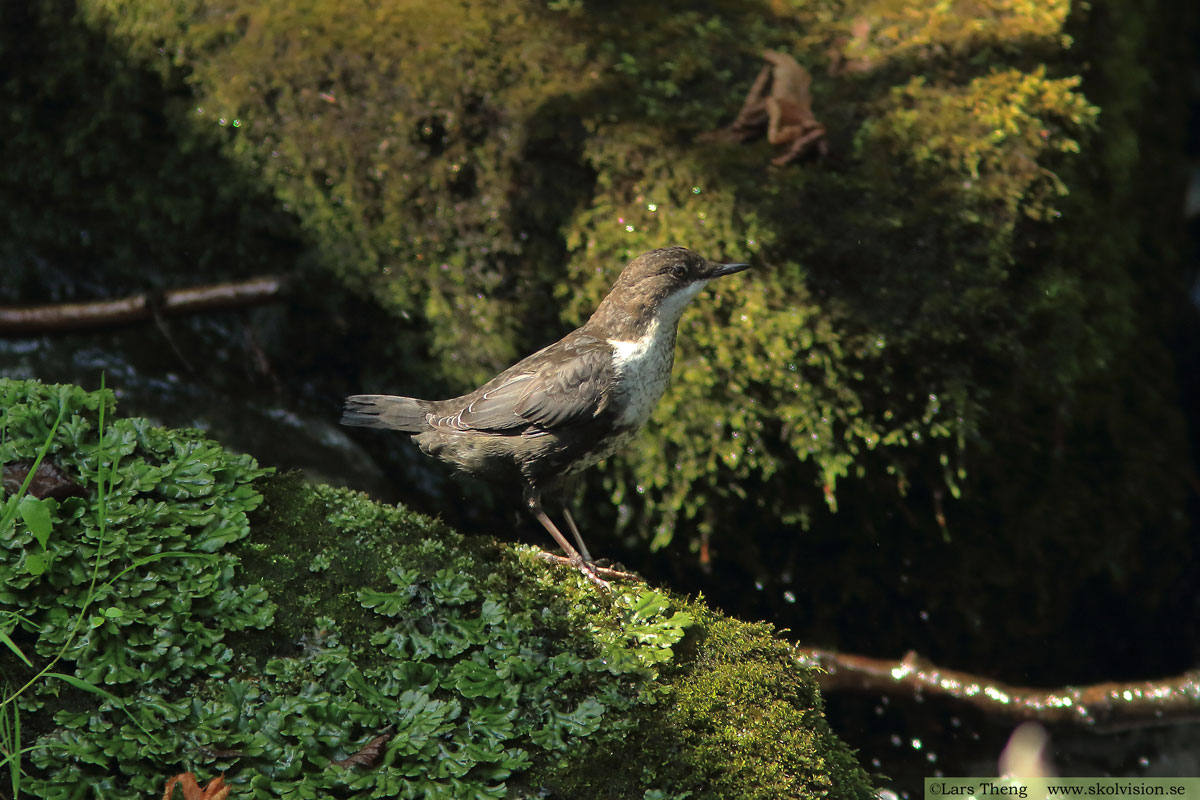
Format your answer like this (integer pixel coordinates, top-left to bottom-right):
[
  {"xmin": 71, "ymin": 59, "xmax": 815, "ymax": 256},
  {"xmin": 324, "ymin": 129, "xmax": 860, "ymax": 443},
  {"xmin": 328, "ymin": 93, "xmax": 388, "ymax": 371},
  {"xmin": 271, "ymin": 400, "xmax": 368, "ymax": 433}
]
[{"xmin": 534, "ymin": 551, "xmax": 642, "ymax": 590}]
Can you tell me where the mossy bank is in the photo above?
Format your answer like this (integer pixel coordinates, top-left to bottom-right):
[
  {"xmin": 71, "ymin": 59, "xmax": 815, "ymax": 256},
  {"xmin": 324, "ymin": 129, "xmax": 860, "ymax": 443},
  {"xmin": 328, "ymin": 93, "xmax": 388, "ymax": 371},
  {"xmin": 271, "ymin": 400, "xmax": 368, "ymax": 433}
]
[{"xmin": 0, "ymin": 379, "xmax": 873, "ymax": 799}]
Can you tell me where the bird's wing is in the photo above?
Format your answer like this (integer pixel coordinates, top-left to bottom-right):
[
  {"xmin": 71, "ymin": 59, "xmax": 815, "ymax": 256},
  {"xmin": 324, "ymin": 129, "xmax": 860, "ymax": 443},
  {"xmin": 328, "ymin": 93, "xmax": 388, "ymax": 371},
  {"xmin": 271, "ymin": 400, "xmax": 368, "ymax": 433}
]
[{"xmin": 429, "ymin": 336, "xmax": 613, "ymax": 433}]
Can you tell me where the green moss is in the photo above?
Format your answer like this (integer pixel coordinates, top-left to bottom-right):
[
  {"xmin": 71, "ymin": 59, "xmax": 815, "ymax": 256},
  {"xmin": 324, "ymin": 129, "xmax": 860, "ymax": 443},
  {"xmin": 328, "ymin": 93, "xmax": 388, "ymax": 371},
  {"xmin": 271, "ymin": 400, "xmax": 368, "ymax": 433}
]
[
  {"xmin": 1, "ymin": 380, "xmax": 871, "ymax": 798},
  {"xmin": 858, "ymin": 66, "xmax": 1098, "ymax": 222},
  {"xmin": 547, "ymin": 610, "xmax": 871, "ymax": 799},
  {"xmin": 78, "ymin": 0, "xmax": 603, "ymax": 389},
  {"xmin": 835, "ymin": 0, "xmax": 1073, "ymax": 66}
]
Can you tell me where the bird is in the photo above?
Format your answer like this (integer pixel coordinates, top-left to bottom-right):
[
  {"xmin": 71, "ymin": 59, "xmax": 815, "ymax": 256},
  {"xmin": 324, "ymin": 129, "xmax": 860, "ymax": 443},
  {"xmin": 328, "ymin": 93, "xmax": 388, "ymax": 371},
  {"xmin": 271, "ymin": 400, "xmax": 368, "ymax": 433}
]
[{"xmin": 342, "ymin": 246, "xmax": 749, "ymax": 588}]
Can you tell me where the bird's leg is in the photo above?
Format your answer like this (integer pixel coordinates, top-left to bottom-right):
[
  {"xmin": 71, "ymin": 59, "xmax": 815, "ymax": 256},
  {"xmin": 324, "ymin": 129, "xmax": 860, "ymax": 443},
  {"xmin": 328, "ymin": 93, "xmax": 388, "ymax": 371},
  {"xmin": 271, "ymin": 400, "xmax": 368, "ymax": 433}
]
[
  {"xmin": 559, "ymin": 504, "xmax": 593, "ymax": 563},
  {"xmin": 525, "ymin": 492, "xmax": 610, "ymax": 590},
  {"xmin": 557, "ymin": 502, "xmax": 640, "ymax": 584}
]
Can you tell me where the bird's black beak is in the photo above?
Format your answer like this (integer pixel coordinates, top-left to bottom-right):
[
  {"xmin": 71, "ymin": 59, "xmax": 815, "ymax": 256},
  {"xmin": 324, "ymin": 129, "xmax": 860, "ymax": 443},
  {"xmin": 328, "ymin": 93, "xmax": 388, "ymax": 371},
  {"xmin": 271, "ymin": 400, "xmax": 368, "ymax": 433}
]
[{"xmin": 706, "ymin": 261, "xmax": 751, "ymax": 279}]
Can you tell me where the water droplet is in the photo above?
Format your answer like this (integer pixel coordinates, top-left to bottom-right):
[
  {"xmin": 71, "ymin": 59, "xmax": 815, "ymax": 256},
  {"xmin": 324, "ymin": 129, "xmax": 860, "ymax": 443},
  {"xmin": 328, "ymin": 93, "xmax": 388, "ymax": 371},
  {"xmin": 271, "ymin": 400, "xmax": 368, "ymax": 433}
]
[
  {"xmin": 911, "ymin": 738, "xmax": 922, "ymax": 750},
  {"xmin": 647, "ymin": 203, "xmax": 657, "ymax": 211},
  {"xmin": 782, "ymin": 590, "xmax": 796, "ymax": 603},
  {"xmin": 692, "ymin": 186, "xmax": 702, "ymax": 194},
  {"xmin": 889, "ymin": 734, "xmax": 902, "ymax": 747}
]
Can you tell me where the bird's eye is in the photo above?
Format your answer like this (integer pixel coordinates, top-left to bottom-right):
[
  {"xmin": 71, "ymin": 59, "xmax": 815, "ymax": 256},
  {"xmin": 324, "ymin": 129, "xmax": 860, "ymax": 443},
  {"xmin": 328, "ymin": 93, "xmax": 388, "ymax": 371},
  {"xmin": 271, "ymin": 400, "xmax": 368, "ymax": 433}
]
[{"xmin": 668, "ymin": 264, "xmax": 688, "ymax": 280}]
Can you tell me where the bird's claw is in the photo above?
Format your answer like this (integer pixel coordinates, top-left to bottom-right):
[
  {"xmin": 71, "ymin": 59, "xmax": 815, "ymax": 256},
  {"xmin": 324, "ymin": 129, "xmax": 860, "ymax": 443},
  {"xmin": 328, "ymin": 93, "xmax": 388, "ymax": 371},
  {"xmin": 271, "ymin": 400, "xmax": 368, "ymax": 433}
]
[{"xmin": 534, "ymin": 551, "xmax": 642, "ymax": 590}]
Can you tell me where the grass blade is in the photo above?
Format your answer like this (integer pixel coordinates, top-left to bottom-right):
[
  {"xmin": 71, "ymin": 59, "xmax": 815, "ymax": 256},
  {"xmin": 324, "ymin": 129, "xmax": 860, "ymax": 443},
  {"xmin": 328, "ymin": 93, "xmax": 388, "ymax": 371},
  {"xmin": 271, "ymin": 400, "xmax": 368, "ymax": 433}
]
[{"xmin": 0, "ymin": 632, "xmax": 32, "ymax": 669}]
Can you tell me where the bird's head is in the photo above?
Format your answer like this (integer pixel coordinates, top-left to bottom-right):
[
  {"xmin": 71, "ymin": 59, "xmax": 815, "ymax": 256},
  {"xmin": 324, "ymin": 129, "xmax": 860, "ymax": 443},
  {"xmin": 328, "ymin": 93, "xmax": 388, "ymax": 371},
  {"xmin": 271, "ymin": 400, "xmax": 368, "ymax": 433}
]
[{"xmin": 586, "ymin": 246, "xmax": 750, "ymax": 337}]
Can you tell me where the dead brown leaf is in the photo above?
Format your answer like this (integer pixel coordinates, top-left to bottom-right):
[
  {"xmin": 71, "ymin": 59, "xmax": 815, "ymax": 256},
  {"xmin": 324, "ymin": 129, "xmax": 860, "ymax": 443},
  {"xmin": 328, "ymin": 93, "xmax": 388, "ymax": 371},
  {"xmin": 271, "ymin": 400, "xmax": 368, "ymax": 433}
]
[{"xmin": 699, "ymin": 50, "xmax": 827, "ymax": 165}]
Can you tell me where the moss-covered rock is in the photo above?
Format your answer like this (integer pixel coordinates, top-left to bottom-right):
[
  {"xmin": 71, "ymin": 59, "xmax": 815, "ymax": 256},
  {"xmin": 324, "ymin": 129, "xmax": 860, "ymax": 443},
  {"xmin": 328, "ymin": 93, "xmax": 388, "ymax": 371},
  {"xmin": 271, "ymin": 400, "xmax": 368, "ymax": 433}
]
[
  {"xmin": 1, "ymin": 379, "xmax": 873, "ymax": 798},
  {"xmin": 546, "ymin": 611, "xmax": 870, "ymax": 799}
]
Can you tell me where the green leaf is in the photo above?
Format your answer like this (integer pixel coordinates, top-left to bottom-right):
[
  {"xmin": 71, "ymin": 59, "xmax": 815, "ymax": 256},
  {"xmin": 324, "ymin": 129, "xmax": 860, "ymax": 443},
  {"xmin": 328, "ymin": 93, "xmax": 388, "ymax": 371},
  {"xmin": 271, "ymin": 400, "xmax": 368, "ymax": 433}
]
[
  {"xmin": 24, "ymin": 553, "xmax": 45, "ymax": 577},
  {"xmin": 17, "ymin": 496, "xmax": 53, "ymax": 548}
]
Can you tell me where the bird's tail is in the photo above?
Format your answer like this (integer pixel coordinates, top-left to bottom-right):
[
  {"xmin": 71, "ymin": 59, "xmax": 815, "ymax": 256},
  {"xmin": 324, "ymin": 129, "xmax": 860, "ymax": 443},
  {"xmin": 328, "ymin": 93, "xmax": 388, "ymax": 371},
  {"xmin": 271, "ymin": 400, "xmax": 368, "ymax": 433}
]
[{"xmin": 342, "ymin": 394, "xmax": 430, "ymax": 432}]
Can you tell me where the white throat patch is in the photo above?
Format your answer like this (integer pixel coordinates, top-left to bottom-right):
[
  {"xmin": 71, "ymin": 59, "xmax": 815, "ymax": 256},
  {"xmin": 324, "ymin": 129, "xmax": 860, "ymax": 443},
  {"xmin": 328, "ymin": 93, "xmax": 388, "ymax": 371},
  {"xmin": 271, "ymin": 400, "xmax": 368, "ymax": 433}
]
[
  {"xmin": 605, "ymin": 279, "xmax": 709, "ymax": 428},
  {"xmin": 658, "ymin": 279, "xmax": 709, "ymax": 325}
]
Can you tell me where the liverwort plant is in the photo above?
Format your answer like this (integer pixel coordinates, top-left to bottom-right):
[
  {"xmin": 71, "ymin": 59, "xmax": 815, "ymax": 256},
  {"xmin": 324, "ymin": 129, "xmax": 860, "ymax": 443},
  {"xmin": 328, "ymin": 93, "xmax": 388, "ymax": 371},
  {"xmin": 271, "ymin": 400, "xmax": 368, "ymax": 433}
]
[
  {"xmin": 0, "ymin": 377, "xmax": 230, "ymax": 797},
  {"xmin": 0, "ymin": 378, "xmax": 122, "ymax": 799},
  {"xmin": 0, "ymin": 392, "xmax": 66, "ymax": 798},
  {"xmin": 1, "ymin": 378, "xmax": 113, "ymax": 703}
]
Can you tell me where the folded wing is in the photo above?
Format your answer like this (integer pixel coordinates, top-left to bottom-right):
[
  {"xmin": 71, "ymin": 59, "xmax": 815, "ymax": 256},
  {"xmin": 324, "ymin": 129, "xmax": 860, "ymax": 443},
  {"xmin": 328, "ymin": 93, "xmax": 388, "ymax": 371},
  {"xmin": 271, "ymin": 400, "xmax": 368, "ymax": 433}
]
[{"xmin": 428, "ymin": 336, "xmax": 613, "ymax": 434}]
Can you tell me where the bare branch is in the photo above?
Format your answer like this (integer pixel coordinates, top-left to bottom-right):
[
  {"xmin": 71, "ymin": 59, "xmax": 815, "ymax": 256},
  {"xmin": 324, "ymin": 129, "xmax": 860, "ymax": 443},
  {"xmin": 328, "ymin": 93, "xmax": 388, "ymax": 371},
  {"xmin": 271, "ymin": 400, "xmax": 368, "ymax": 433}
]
[
  {"xmin": 0, "ymin": 276, "xmax": 284, "ymax": 334},
  {"xmin": 797, "ymin": 647, "xmax": 1200, "ymax": 728}
]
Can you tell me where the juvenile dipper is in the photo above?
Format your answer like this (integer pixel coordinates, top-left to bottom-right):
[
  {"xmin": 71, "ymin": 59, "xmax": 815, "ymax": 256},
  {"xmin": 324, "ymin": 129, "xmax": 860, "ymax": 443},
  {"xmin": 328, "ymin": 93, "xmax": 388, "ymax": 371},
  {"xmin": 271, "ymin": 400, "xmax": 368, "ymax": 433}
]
[{"xmin": 342, "ymin": 246, "xmax": 749, "ymax": 588}]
